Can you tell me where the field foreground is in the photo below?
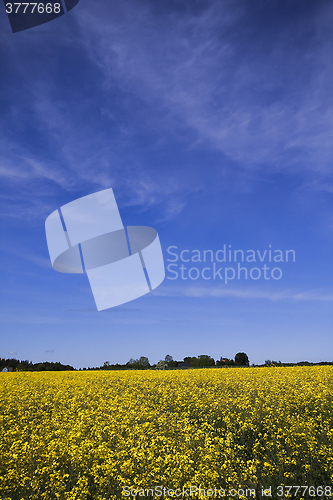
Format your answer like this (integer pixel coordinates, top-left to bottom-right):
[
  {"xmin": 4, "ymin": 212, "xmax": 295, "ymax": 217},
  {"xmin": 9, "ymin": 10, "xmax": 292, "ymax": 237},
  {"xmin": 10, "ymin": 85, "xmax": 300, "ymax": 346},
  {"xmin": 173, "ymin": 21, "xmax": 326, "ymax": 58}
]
[{"xmin": 0, "ymin": 366, "xmax": 332, "ymax": 499}]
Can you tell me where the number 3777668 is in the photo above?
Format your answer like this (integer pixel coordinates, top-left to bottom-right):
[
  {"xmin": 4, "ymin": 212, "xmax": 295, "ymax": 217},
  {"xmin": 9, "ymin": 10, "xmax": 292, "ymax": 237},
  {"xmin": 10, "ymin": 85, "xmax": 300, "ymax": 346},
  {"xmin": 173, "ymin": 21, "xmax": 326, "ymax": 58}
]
[{"xmin": 5, "ymin": 3, "xmax": 61, "ymax": 14}]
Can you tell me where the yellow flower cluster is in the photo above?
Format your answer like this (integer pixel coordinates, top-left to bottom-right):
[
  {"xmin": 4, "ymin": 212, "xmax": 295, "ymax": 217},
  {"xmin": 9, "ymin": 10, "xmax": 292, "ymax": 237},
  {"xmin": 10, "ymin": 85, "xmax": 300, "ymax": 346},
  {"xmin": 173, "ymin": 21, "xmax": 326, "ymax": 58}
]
[{"xmin": 0, "ymin": 366, "xmax": 332, "ymax": 499}]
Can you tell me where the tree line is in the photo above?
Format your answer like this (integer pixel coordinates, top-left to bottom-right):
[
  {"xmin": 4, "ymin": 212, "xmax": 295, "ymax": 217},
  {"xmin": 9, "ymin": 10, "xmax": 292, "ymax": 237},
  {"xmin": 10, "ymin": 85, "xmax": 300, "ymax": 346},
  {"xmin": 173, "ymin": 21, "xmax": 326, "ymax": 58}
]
[
  {"xmin": 1, "ymin": 355, "xmax": 332, "ymax": 372},
  {"xmin": 0, "ymin": 358, "xmax": 75, "ymax": 372},
  {"xmin": 98, "ymin": 352, "xmax": 250, "ymax": 370},
  {"xmin": 0, "ymin": 353, "xmax": 249, "ymax": 372}
]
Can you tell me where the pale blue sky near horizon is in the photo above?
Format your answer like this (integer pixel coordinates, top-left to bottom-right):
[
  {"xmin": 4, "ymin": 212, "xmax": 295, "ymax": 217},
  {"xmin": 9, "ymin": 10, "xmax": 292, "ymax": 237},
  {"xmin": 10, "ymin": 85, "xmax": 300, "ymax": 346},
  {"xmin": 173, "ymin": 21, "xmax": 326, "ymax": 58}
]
[{"xmin": 0, "ymin": 0, "xmax": 332, "ymax": 368}]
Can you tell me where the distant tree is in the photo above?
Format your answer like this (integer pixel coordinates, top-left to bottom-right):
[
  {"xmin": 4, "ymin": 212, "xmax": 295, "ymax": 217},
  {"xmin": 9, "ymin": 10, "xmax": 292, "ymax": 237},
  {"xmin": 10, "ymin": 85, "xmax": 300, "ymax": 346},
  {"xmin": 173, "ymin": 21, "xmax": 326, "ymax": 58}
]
[
  {"xmin": 155, "ymin": 360, "xmax": 168, "ymax": 370},
  {"xmin": 164, "ymin": 354, "xmax": 178, "ymax": 367},
  {"xmin": 235, "ymin": 352, "xmax": 249, "ymax": 366},
  {"xmin": 216, "ymin": 357, "xmax": 234, "ymax": 367},
  {"xmin": 197, "ymin": 355, "xmax": 215, "ymax": 367},
  {"xmin": 137, "ymin": 356, "xmax": 150, "ymax": 369},
  {"xmin": 183, "ymin": 355, "xmax": 215, "ymax": 367},
  {"xmin": 126, "ymin": 357, "xmax": 150, "ymax": 369}
]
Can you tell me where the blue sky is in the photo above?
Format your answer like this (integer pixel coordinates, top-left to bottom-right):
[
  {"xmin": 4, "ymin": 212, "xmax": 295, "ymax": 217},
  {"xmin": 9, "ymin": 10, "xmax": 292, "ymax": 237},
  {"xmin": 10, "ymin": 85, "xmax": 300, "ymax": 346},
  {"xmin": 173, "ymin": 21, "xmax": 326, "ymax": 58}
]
[{"xmin": 0, "ymin": 0, "xmax": 332, "ymax": 368}]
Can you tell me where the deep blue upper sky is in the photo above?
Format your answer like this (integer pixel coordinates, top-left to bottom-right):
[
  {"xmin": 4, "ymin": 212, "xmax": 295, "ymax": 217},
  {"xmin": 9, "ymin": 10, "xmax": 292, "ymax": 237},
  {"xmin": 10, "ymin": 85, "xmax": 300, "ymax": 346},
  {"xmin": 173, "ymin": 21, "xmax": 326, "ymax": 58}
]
[{"xmin": 0, "ymin": 0, "xmax": 332, "ymax": 368}]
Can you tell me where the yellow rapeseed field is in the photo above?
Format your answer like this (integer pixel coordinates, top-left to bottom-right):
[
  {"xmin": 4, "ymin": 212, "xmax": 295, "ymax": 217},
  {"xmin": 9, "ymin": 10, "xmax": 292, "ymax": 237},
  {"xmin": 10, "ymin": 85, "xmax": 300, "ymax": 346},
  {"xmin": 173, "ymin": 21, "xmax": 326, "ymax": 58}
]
[{"xmin": 0, "ymin": 366, "xmax": 332, "ymax": 499}]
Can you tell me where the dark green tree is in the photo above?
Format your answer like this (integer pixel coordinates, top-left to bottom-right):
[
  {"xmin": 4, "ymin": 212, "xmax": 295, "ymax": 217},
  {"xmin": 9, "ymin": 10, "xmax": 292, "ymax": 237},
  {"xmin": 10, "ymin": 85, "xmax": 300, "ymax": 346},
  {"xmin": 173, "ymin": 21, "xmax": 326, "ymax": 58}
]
[
  {"xmin": 197, "ymin": 355, "xmax": 215, "ymax": 367},
  {"xmin": 234, "ymin": 352, "xmax": 249, "ymax": 366},
  {"xmin": 216, "ymin": 357, "xmax": 234, "ymax": 366},
  {"xmin": 126, "ymin": 357, "xmax": 150, "ymax": 369},
  {"xmin": 137, "ymin": 356, "xmax": 150, "ymax": 369},
  {"xmin": 165, "ymin": 354, "xmax": 178, "ymax": 367}
]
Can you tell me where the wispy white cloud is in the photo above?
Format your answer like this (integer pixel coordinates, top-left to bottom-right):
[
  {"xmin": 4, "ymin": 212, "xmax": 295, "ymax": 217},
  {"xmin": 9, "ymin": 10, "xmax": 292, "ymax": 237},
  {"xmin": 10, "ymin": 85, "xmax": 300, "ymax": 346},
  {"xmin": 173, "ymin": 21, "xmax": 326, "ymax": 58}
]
[
  {"xmin": 154, "ymin": 284, "xmax": 333, "ymax": 302},
  {"xmin": 0, "ymin": 76, "xmax": 194, "ymax": 221},
  {"xmin": 1, "ymin": 0, "xmax": 333, "ymax": 227},
  {"xmin": 76, "ymin": 0, "xmax": 333, "ymax": 181}
]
